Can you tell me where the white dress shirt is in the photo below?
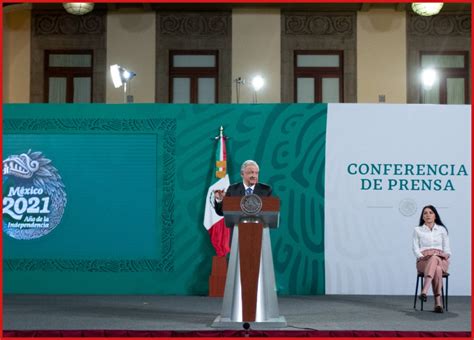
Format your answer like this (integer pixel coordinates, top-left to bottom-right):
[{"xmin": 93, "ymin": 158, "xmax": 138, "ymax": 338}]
[
  {"xmin": 244, "ymin": 184, "xmax": 255, "ymax": 193},
  {"xmin": 412, "ymin": 224, "xmax": 452, "ymax": 259}
]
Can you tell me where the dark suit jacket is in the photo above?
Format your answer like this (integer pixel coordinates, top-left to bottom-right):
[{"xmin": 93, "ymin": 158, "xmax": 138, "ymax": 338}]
[{"xmin": 214, "ymin": 182, "xmax": 272, "ymax": 216}]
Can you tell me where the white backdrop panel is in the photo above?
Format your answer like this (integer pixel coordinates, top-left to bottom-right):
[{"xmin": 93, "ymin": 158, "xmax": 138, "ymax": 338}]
[{"xmin": 325, "ymin": 104, "xmax": 471, "ymax": 295}]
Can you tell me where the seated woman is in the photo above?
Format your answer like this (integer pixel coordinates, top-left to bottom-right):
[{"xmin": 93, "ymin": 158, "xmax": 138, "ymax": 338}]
[{"xmin": 412, "ymin": 205, "xmax": 451, "ymax": 313}]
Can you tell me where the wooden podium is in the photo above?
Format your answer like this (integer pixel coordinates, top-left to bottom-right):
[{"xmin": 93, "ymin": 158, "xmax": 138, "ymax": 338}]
[{"xmin": 212, "ymin": 195, "xmax": 286, "ymax": 328}]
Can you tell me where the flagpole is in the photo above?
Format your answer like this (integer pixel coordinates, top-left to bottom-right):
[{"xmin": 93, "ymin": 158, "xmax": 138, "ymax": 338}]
[{"xmin": 207, "ymin": 126, "xmax": 231, "ymax": 297}]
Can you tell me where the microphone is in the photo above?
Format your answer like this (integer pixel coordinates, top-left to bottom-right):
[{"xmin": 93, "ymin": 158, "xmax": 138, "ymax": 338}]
[{"xmin": 243, "ymin": 322, "xmax": 251, "ymax": 337}]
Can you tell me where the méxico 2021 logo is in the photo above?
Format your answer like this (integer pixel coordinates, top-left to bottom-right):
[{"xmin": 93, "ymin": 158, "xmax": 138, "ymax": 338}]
[{"xmin": 3, "ymin": 150, "xmax": 67, "ymax": 240}]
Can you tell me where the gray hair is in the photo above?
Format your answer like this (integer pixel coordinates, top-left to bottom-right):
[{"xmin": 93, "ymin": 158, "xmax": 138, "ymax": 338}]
[{"xmin": 240, "ymin": 160, "xmax": 259, "ymax": 174}]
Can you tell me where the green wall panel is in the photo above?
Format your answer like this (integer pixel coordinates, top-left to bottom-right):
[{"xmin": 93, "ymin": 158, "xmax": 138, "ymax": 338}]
[{"xmin": 3, "ymin": 104, "xmax": 326, "ymax": 295}]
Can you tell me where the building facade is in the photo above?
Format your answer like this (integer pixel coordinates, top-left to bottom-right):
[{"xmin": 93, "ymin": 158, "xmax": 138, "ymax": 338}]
[{"xmin": 3, "ymin": 3, "xmax": 471, "ymax": 104}]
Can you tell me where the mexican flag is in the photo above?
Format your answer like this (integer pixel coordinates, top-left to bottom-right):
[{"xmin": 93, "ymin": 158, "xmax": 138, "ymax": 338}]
[{"xmin": 203, "ymin": 130, "xmax": 230, "ymax": 257}]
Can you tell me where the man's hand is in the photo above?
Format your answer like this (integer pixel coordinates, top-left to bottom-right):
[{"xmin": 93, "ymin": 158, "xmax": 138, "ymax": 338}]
[{"xmin": 214, "ymin": 189, "xmax": 226, "ymax": 201}]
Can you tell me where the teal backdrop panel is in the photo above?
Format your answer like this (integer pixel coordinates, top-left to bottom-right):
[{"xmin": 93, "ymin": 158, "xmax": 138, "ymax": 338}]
[
  {"xmin": 4, "ymin": 134, "xmax": 160, "ymax": 259},
  {"xmin": 3, "ymin": 104, "xmax": 326, "ymax": 295}
]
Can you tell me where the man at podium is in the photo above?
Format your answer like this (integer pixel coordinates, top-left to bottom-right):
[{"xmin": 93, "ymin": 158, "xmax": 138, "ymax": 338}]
[
  {"xmin": 214, "ymin": 160, "xmax": 272, "ymax": 213},
  {"xmin": 212, "ymin": 160, "xmax": 286, "ymax": 327}
]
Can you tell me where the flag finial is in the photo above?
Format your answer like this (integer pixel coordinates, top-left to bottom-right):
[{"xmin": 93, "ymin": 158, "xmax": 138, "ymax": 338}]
[{"xmin": 214, "ymin": 126, "xmax": 229, "ymax": 140}]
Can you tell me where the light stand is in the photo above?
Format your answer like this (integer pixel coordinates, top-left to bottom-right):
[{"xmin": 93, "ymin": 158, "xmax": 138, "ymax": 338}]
[
  {"xmin": 234, "ymin": 77, "xmax": 245, "ymax": 104},
  {"xmin": 233, "ymin": 75, "xmax": 265, "ymax": 104},
  {"xmin": 110, "ymin": 64, "xmax": 136, "ymax": 103},
  {"xmin": 251, "ymin": 75, "xmax": 264, "ymax": 104},
  {"xmin": 124, "ymin": 80, "xmax": 135, "ymax": 103},
  {"xmin": 123, "ymin": 82, "xmax": 128, "ymax": 104}
]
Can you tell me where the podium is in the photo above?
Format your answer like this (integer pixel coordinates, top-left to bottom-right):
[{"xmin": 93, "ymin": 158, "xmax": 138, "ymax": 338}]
[{"xmin": 212, "ymin": 196, "xmax": 287, "ymax": 328}]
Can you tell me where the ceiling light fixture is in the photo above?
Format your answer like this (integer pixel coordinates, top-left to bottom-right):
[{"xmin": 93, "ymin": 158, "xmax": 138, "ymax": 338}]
[
  {"xmin": 63, "ymin": 3, "xmax": 94, "ymax": 15},
  {"xmin": 411, "ymin": 3, "xmax": 444, "ymax": 16}
]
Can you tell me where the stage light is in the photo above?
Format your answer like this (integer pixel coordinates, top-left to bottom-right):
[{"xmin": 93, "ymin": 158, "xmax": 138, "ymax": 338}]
[
  {"xmin": 110, "ymin": 64, "xmax": 137, "ymax": 103},
  {"xmin": 250, "ymin": 75, "xmax": 265, "ymax": 103},
  {"xmin": 233, "ymin": 75, "xmax": 266, "ymax": 103},
  {"xmin": 251, "ymin": 75, "xmax": 264, "ymax": 92},
  {"xmin": 122, "ymin": 70, "xmax": 132, "ymax": 80},
  {"xmin": 110, "ymin": 65, "xmax": 122, "ymax": 88},
  {"xmin": 411, "ymin": 3, "xmax": 443, "ymax": 16},
  {"xmin": 421, "ymin": 68, "xmax": 437, "ymax": 89},
  {"xmin": 63, "ymin": 3, "xmax": 94, "ymax": 15},
  {"xmin": 110, "ymin": 64, "xmax": 136, "ymax": 89}
]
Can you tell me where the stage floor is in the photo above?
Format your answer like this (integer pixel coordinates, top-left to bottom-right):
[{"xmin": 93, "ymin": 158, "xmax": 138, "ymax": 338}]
[{"xmin": 3, "ymin": 295, "xmax": 471, "ymax": 332}]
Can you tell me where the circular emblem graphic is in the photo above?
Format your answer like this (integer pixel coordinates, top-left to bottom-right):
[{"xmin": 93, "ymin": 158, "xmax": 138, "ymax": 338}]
[
  {"xmin": 3, "ymin": 150, "xmax": 67, "ymax": 240},
  {"xmin": 399, "ymin": 198, "xmax": 417, "ymax": 217},
  {"xmin": 240, "ymin": 194, "xmax": 262, "ymax": 215}
]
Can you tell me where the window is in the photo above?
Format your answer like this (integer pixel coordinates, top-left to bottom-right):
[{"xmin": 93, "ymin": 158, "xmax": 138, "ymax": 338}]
[
  {"xmin": 45, "ymin": 50, "xmax": 93, "ymax": 103},
  {"xmin": 294, "ymin": 51, "xmax": 344, "ymax": 103},
  {"xmin": 169, "ymin": 51, "xmax": 218, "ymax": 103},
  {"xmin": 420, "ymin": 52, "xmax": 469, "ymax": 104}
]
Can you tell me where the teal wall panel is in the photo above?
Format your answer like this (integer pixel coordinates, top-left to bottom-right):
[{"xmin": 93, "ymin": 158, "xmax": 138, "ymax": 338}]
[
  {"xmin": 3, "ymin": 104, "xmax": 326, "ymax": 295},
  {"xmin": 4, "ymin": 134, "xmax": 160, "ymax": 259}
]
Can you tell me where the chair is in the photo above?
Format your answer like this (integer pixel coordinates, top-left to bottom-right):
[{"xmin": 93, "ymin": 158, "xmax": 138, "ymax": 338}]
[{"xmin": 413, "ymin": 272, "xmax": 449, "ymax": 311}]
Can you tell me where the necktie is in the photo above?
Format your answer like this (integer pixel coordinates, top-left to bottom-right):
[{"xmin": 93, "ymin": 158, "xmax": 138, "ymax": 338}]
[{"xmin": 245, "ymin": 187, "xmax": 253, "ymax": 196}]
